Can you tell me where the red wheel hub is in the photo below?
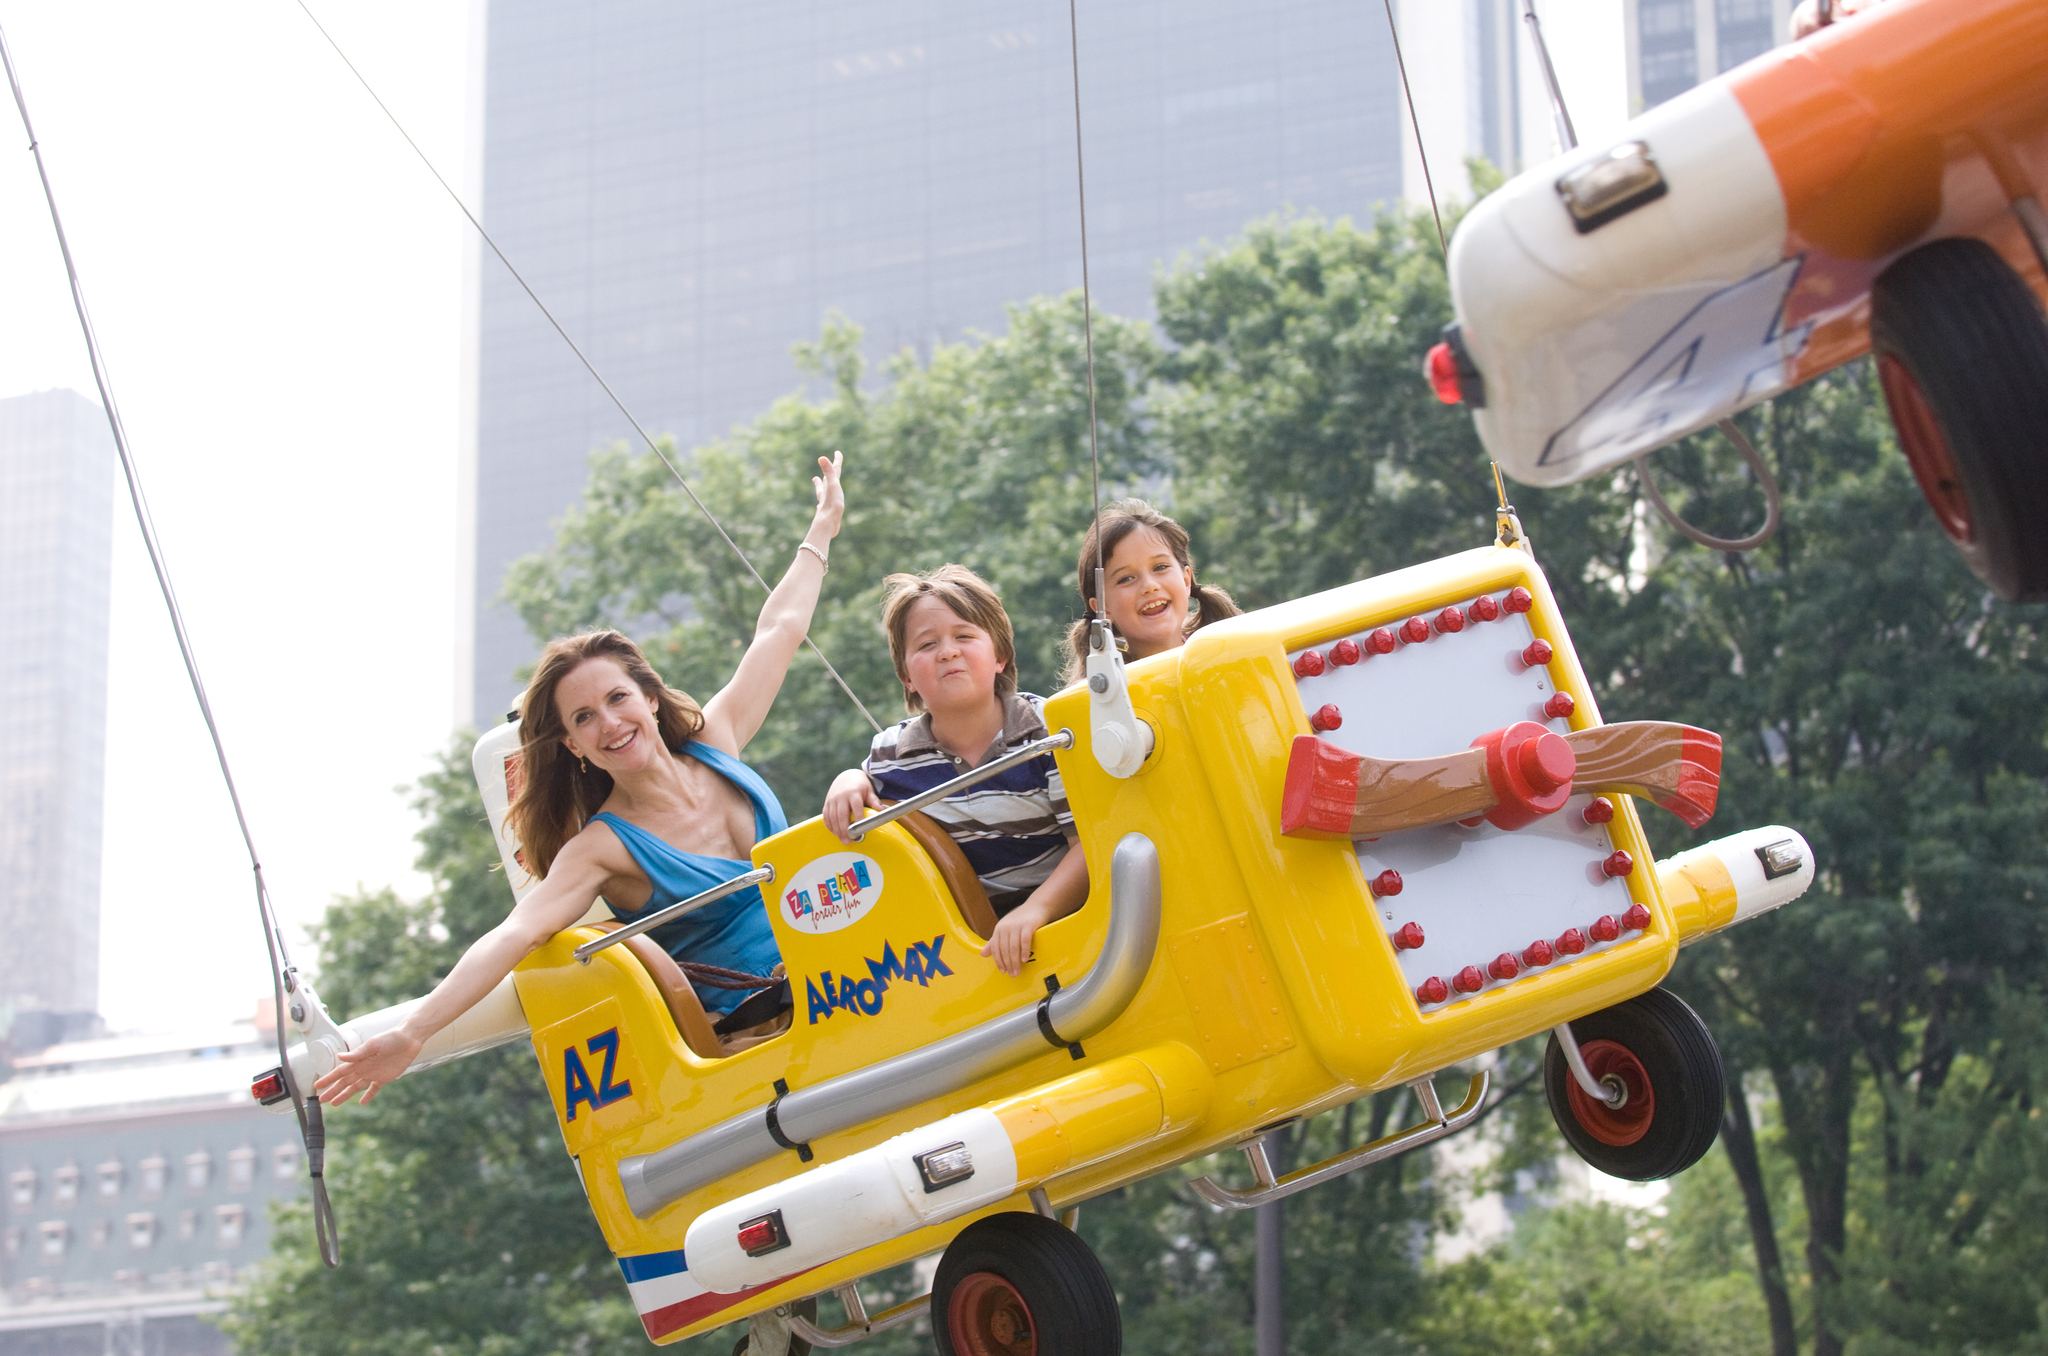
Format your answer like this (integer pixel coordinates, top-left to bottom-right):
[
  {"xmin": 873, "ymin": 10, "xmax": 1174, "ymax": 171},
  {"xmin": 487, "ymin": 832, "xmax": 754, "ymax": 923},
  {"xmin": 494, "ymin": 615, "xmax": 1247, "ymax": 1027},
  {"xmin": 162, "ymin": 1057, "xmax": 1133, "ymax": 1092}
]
[
  {"xmin": 948, "ymin": 1271, "xmax": 1036, "ymax": 1356},
  {"xmin": 1877, "ymin": 352, "xmax": 1974, "ymax": 544},
  {"xmin": 1565, "ymin": 1038, "xmax": 1656, "ymax": 1147}
]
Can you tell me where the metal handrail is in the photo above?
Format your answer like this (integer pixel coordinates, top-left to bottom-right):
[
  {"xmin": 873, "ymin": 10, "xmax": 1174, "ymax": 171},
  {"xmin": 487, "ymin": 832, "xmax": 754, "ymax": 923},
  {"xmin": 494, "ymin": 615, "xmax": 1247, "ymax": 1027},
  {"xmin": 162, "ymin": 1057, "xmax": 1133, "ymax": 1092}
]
[
  {"xmin": 788, "ymin": 1292, "xmax": 931, "ymax": 1349},
  {"xmin": 572, "ymin": 866, "xmax": 775, "ymax": 964},
  {"xmin": 847, "ymin": 729, "xmax": 1075, "ymax": 840}
]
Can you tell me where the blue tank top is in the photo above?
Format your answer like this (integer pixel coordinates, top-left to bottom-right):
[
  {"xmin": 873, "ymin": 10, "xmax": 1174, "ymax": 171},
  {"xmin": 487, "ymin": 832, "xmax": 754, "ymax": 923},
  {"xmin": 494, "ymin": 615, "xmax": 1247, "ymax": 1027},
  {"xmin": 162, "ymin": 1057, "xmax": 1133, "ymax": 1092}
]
[{"xmin": 589, "ymin": 741, "xmax": 788, "ymax": 1018}]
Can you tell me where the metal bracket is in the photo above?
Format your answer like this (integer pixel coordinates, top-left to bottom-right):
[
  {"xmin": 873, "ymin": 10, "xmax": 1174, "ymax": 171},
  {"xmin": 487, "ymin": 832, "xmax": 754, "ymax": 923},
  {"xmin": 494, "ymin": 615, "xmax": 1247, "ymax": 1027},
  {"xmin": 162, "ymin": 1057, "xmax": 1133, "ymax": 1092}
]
[
  {"xmin": 1188, "ymin": 1072, "xmax": 1489, "ymax": 1210},
  {"xmin": 1085, "ymin": 597, "xmax": 1154, "ymax": 779},
  {"xmin": 787, "ymin": 1286, "xmax": 931, "ymax": 1349},
  {"xmin": 1552, "ymin": 1022, "xmax": 1627, "ymax": 1108}
]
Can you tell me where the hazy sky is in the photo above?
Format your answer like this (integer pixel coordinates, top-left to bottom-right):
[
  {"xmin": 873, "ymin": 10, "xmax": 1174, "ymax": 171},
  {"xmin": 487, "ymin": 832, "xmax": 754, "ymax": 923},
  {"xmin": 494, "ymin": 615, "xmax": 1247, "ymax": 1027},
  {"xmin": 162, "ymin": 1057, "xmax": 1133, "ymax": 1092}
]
[{"xmin": 0, "ymin": 1, "xmax": 1624, "ymax": 1037}]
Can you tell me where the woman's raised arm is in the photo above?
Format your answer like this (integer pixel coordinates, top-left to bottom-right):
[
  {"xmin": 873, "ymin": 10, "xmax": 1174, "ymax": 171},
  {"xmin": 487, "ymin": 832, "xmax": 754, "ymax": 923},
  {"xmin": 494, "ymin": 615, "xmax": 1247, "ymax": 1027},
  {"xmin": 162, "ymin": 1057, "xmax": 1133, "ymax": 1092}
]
[{"xmin": 699, "ymin": 451, "xmax": 846, "ymax": 755}]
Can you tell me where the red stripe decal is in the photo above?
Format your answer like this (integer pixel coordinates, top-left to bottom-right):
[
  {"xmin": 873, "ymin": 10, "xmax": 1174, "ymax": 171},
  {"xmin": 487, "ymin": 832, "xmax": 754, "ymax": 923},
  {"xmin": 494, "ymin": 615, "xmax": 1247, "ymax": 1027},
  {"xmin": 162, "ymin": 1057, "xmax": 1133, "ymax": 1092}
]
[{"xmin": 640, "ymin": 1277, "xmax": 790, "ymax": 1342}]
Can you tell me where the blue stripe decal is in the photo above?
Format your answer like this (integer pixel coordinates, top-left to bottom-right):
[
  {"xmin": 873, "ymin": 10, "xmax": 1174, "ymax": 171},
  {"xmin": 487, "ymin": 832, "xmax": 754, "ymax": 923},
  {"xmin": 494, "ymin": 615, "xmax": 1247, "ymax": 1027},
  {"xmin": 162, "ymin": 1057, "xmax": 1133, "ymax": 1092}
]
[{"xmin": 618, "ymin": 1249, "xmax": 688, "ymax": 1283}]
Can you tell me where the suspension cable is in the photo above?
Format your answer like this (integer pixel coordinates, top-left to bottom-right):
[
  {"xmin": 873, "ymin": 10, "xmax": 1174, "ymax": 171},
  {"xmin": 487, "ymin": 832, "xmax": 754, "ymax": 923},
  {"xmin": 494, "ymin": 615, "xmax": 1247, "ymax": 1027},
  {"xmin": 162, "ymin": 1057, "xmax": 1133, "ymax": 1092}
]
[
  {"xmin": 1066, "ymin": 0, "xmax": 1108, "ymax": 607},
  {"xmin": 291, "ymin": 0, "xmax": 880, "ymax": 731},
  {"xmin": 1381, "ymin": 0, "xmax": 1447, "ymax": 261},
  {"xmin": 0, "ymin": 19, "xmax": 340, "ymax": 1267}
]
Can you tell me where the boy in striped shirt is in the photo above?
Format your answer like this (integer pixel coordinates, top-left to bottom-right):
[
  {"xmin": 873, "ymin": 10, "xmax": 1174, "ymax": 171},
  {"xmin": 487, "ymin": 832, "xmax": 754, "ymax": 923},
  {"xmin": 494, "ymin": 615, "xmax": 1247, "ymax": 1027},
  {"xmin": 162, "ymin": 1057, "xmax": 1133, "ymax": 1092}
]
[{"xmin": 823, "ymin": 565, "xmax": 1088, "ymax": 975}]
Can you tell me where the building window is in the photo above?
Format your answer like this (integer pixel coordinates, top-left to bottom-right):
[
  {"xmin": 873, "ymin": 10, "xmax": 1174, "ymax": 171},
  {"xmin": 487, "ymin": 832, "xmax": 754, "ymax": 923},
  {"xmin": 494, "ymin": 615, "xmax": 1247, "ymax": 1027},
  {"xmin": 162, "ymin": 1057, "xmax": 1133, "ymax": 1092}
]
[
  {"xmin": 139, "ymin": 1155, "xmax": 167, "ymax": 1198},
  {"xmin": 3, "ymin": 1226, "xmax": 20, "ymax": 1258},
  {"xmin": 127, "ymin": 1213, "xmax": 157, "ymax": 1250},
  {"xmin": 184, "ymin": 1151, "xmax": 213, "ymax": 1192},
  {"xmin": 176, "ymin": 1210, "xmax": 198, "ymax": 1242},
  {"xmin": 7, "ymin": 1169, "xmax": 33, "ymax": 1211},
  {"xmin": 89, "ymin": 1218, "xmax": 112, "ymax": 1248},
  {"xmin": 52, "ymin": 1165, "xmax": 80, "ymax": 1208},
  {"xmin": 227, "ymin": 1146, "xmax": 257, "ymax": 1192},
  {"xmin": 214, "ymin": 1204, "xmax": 246, "ymax": 1249},
  {"xmin": 272, "ymin": 1144, "xmax": 299, "ymax": 1183},
  {"xmin": 38, "ymin": 1221, "xmax": 67, "ymax": 1261},
  {"xmin": 97, "ymin": 1161, "xmax": 124, "ymax": 1200}
]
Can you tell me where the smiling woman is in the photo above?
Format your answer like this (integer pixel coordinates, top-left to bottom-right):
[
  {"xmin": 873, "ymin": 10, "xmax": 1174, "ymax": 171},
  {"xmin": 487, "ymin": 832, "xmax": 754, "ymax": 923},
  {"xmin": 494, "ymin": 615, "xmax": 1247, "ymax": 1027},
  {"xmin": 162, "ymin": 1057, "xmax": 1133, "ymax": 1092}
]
[{"xmin": 312, "ymin": 452, "xmax": 847, "ymax": 1106}]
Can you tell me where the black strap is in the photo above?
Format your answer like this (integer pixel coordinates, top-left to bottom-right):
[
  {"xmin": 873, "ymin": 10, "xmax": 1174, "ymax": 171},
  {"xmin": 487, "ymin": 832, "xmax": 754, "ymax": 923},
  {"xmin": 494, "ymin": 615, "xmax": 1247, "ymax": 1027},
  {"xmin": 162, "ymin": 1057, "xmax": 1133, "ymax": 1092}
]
[
  {"xmin": 713, "ymin": 979, "xmax": 791, "ymax": 1035},
  {"xmin": 1035, "ymin": 974, "xmax": 1086, "ymax": 1061},
  {"xmin": 763, "ymin": 1078, "xmax": 813, "ymax": 1162}
]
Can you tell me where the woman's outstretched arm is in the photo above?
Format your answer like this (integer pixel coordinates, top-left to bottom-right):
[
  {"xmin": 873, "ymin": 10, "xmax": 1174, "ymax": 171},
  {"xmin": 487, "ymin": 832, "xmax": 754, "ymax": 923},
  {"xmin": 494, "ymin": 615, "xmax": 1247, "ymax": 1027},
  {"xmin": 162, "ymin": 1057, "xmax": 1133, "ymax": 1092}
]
[
  {"xmin": 311, "ymin": 837, "xmax": 614, "ymax": 1106},
  {"xmin": 699, "ymin": 451, "xmax": 847, "ymax": 755}
]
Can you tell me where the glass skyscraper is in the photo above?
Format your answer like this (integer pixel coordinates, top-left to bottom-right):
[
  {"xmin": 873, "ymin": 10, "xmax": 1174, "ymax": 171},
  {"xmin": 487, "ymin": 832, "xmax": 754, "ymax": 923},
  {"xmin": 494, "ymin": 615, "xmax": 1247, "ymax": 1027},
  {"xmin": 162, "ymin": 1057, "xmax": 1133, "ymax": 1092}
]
[
  {"xmin": 0, "ymin": 390, "xmax": 112, "ymax": 1043},
  {"xmin": 1626, "ymin": 0, "xmax": 1791, "ymax": 112},
  {"xmin": 463, "ymin": 0, "xmax": 1447, "ymax": 724}
]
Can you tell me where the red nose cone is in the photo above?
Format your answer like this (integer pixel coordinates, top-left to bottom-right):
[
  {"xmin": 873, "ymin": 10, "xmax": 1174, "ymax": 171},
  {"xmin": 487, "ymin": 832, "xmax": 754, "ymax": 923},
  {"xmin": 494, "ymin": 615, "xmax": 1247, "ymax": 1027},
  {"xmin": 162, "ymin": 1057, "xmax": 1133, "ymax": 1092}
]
[
  {"xmin": 1366, "ymin": 627, "xmax": 1397, "ymax": 655},
  {"xmin": 1522, "ymin": 639, "xmax": 1553, "ymax": 666},
  {"xmin": 1602, "ymin": 850, "xmax": 1635, "ymax": 879},
  {"xmin": 1556, "ymin": 927, "xmax": 1587, "ymax": 955},
  {"xmin": 1311, "ymin": 703, "xmax": 1343, "ymax": 733},
  {"xmin": 1435, "ymin": 606, "xmax": 1466, "ymax": 634},
  {"xmin": 1582, "ymin": 797, "xmax": 1615, "ymax": 825},
  {"xmin": 1504, "ymin": 586, "xmax": 1533, "ymax": 614},
  {"xmin": 1590, "ymin": 914, "xmax": 1622, "ymax": 942},
  {"xmin": 1544, "ymin": 691, "xmax": 1576, "ymax": 720},
  {"xmin": 1371, "ymin": 869, "xmax": 1404, "ymax": 898},
  {"xmin": 1293, "ymin": 649, "xmax": 1326, "ymax": 678},
  {"xmin": 1452, "ymin": 965, "xmax": 1485, "ymax": 994},
  {"xmin": 1416, "ymin": 975, "xmax": 1449, "ymax": 1005},
  {"xmin": 1517, "ymin": 732, "xmax": 1575, "ymax": 793},
  {"xmin": 1523, "ymin": 939, "xmax": 1555, "ymax": 967},
  {"xmin": 1400, "ymin": 616, "xmax": 1431, "ymax": 644},
  {"xmin": 1488, "ymin": 952, "xmax": 1519, "ymax": 981},
  {"xmin": 1622, "ymin": 903, "xmax": 1653, "ymax": 931},
  {"xmin": 1330, "ymin": 638, "xmax": 1362, "ymax": 666},
  {"xmin": 1393, "ymin": 921, "xmax": 1425, "ymax": 950},
  {"xmin": 1471, "ymin": 594, "xmax": 1501, "ymax": 622},
  {"xmin": 1426, "ymin": 342, "xmax": 1464, "ymax": 404}
]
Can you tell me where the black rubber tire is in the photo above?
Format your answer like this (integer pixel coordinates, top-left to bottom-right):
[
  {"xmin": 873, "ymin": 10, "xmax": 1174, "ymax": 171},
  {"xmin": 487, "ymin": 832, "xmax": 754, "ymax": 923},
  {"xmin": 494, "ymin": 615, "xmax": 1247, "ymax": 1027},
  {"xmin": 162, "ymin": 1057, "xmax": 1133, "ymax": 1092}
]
[
  {"xmin": 1870, "ymin": 236, "xmax": 2048, "ymax": 601},
  {"xmin": 931, "ymin": 1212, "xmax": 1120, "ymax": 1356},
  {"xmin": 1544, "ymin": 986, "xmax": 1725, "ymax": 1182}
]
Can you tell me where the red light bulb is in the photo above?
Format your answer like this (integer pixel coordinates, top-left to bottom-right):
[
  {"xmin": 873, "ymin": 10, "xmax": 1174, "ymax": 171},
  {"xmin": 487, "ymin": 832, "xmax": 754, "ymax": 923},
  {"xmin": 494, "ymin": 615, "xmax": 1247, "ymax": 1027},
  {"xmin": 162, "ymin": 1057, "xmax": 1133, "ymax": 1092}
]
[
  {"xmin": 1392, "ymin": 921, "xmax": 1425, "ymax": 950},
  {"xmin": 1583, "ymin": 797, "xmax": 1614, "ymax": 825},
  {"xmin": 1400, "ymin": 616, "xmax": 1431, "ymax": 644},
  {"xmin": 1590, "ymin": 914, "xmax": 1621, "ymax": 942},
  {"xmin": 1426, "ymin": 343, "xmax": 1464, "ymax": 404},
  {"xmin": 1311, "ymin": 703, "xmax": 1343, "ymax": 732},
  {"xmin": 1435, "ymin": 606, "xmax": 1466, "ymax": 634},
  {"xmin": 1488, "ymin": 952, "xmax": 1519, "ymax": 981},
  {"xmin": 1522, "ymin": 639, "xmax": 1553, "ymax": 666},
  {"xmin": 1505, "ymin": 586, "xmax": 1533, "ymax": 614},
  {"xmin": 1601, "ymin": 850, "xmax": 1634, "ymax": 878},
  {"xmin": 1452, "ymin": 965, "xmax": 1485, "ymax": 994},
  {"xmin": 1416, "ymin": 976, "xmax": 1449, "ymax": 1005},
  {"xmin": 1544, "ymin": 691, "xmax": 1575, "ymax": 719},
  {"xmin": 1556, "ymin": 927, "xmax": 1587, "ymax": 955},
  {"xmin": 1370, "ymin": 869, "xmax": 1404, "ymax": 898},
  {"xmin": 1470, "ymin": 594, "xmax": 1501, "ymax": 622},
  {"xmin": 1293, "ymin": 649, "xmax": 1326, "ymax": 678},
  {"xmin": 1366, "ymin": 627, "xmax": 1397, "ymax": 654},
  {"xmin": 1622, "ymin": 903, "xmax": 1652, "ymax": 931},
  {"xmin": 1330, "ymin": 638, "xmax": 1362, "ymax": 666},
  {"xmin": 1522, "ymin": 939, "xmax": 1555, "ymax": 967}
]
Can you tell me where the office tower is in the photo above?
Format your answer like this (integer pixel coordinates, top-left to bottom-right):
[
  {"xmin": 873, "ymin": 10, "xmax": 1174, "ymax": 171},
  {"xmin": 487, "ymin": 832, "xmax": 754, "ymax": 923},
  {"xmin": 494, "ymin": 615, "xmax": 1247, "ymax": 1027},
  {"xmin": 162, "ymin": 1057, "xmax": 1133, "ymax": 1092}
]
[
  {"xmin": 462, "ymin": 1, "xmax": 1552, "ymax": 725},
  {"xmin": 1626, "ymin": 0, "xmax": 1793, "ymax": 112},
  {"xmin": 0, "ymin": 390, "xmax": 112, "ymax": 1046}
]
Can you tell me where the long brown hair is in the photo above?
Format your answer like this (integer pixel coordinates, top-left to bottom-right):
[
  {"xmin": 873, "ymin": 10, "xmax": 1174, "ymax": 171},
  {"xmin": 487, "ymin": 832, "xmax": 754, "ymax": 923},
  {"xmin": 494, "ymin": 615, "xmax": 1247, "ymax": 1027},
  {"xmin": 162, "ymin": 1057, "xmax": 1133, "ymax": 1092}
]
[
  {"xmin": 505, "ymin": 630, "xmax": 705, "ymax": 879},
  {"xmin": 881, "ymin": 564, "xmax": 1018, "ymax": 713},
  {"xmin": 1062, "ymin": 499, "xmax": 1240, "ymax": 684}
]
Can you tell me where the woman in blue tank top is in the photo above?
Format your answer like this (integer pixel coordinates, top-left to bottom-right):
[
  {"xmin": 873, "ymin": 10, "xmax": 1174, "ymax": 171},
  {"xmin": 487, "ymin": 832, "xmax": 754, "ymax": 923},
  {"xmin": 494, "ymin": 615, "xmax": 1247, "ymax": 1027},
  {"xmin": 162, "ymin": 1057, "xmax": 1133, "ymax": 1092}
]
[{"xmin": 315, "ymin": 454, "xmax": 847, "ymax": 1105}]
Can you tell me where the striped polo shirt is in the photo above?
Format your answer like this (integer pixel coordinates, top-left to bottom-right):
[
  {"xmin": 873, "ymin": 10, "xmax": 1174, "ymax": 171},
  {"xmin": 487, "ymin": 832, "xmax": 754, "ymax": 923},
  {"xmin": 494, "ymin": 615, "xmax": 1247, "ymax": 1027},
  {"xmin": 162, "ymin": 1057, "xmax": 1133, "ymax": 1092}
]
[{"xmin": 863, "ymin": 692, "xmax": 1074, "ymax": 915}]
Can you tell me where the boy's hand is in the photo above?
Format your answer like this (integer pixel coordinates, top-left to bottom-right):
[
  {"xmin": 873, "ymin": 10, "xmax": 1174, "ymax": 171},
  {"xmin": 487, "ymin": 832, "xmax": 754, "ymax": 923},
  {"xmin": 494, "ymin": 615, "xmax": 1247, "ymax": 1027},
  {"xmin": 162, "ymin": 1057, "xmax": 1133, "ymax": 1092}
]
[
  {"xmin": 982, "ymin": 898, "xmax": 1054, "ymax": 977},
  {"xmin": 823, "ymin": 768, "xmax": 882, "ymax": 843}
]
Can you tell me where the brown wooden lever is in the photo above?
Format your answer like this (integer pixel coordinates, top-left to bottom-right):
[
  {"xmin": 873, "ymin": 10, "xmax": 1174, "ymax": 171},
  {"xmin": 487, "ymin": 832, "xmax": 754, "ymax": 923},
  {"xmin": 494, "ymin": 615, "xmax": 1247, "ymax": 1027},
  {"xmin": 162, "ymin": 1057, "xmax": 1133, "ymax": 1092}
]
[{"xmin": 1280, "ymin": 721, "xmax": 1721, "ymax": 840}]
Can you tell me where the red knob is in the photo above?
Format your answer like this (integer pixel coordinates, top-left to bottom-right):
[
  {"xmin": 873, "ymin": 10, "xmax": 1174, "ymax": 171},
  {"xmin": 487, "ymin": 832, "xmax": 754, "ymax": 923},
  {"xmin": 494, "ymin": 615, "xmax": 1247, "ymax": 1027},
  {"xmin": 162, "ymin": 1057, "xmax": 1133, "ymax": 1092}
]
[
  {"xmin": 1311, "ymin": 703, "xmax": 1343, "ymax": 732},
  {"xmin": 1293, "ymin": 649, "xmax": 1326, "ymax": 678},
  {"xmin": 1590, "ymin": 914, "xmax": 1621, "ymax": 942},
  {"xmin": 1621, "ymin": 903, "xmax": 1653, "ymax": 931},
  {"xmin": 1452, "ymin": 965, "xmax": 1485, "ymax": 994},
  {"xmin": 1416, "ymin": 976, "xmax": 1449, "ymax": 1005},
  {"xmin": 1370, "ymin": 869, "xmax": 1404, "ymax": 898},
  {"xmin": 1435, "ymin": 606, "xmax": 1466, "ymax": 634},
  {"xmin": 1522, "ymin": 639, "xmax": 1553, "ymax": 666},
  {"xmin": 1516, "ymin": 733, "xmax": 1574, "ymax": 794},
  {"xmin": 1470, "ymin": 594, "xmax": 1501, "ymax": 622},
  {"xmin": 1504, "ymin": 586, "xmax": 1533, "ymax": 614},
  {"xmin": 1400, "ymin": 616, "xmax": 1431, "ymax": 644},
  {"xmin": 1488, "ymin": 952, "xmax": 1519, "ymax": 981},
  {"xmin": 1392, "ymin": 921, "xmax": 1425, "ymax": 951},
  {"xmin": 1330, "ymin": 638, "xmax": 1362, "ymax": 666},
  {"xmin": 1523, "ymin": 939, "xmax": 1555, "ymax": 967},
  {"xmin": 1544, "ymin": 691, "xmax": 1576, "ymax": 719},
  {"xmin": 1583, "ymin": 797, "xmax": 1615, "ymax": 825},
  {"xmin": 1556, "ymin": 927, "xmax": 1587, "ymax": 955},
  {"xmin": 1602, "ymin": 850, "xmax": 1635, "ymax": 878}
]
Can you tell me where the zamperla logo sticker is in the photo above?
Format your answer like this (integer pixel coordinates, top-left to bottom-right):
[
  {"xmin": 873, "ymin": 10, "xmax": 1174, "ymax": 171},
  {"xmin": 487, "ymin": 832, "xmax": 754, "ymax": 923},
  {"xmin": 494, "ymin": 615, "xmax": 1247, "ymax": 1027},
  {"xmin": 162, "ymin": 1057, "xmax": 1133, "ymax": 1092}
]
[
  {"xmin": 782, "ymin": 852, "xmax": 885, "ymax": 934},
  {"xmin": 806, "ymin": 937, "xmax": 954, "ymax": 1024}
]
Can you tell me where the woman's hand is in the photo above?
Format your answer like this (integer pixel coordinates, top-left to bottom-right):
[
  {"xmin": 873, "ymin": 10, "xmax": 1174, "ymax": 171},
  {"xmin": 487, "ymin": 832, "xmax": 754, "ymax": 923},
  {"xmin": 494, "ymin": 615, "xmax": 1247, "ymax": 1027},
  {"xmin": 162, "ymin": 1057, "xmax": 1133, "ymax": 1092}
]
[
  {"xmin": 809, "ymin": 450, "xmax": 846, "ymax": 543},
  {"xmin": 312, "ymin": 1026, "xmax": 425, "ymax": 1107},
  {"xmin": 823, "ymin": 768, "xmax": 882, "ymax": 842}
]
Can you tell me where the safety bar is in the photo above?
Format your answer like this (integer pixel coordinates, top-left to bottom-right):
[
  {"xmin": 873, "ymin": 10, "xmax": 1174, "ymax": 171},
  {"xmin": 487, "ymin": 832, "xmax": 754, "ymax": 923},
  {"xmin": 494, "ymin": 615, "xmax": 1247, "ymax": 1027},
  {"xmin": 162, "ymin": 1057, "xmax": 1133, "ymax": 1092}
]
[
  {"xmin": 789, "ymin": 1290, "xmax": 932, "ymax": 1349},
  {"xmin": 572, "ymin": 866, "xmax": 775, "ymax": 964},
  {"xmin": 848, "ymin": 730, "xmax": 1075, "ymax": 840},
  {"xmin": 1188, "ymin": 1071, "xmax": 1489, "ymax": 1210}
]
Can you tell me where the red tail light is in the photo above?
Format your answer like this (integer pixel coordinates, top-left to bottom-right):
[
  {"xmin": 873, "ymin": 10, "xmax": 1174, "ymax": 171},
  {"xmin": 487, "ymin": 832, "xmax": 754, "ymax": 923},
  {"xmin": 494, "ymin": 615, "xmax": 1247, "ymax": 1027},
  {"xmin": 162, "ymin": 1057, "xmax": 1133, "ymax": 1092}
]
[
  {"xmin": 1426, "ymin": 342, "xmax": 1464, "ymax": 404},
  {"xmin": 251, "ymin": 1068, "xmax": 289, "ymax": 1106},
  {"xmin": 737, "ymin": 1210, "xmax": 790, "ymax": 1257}
]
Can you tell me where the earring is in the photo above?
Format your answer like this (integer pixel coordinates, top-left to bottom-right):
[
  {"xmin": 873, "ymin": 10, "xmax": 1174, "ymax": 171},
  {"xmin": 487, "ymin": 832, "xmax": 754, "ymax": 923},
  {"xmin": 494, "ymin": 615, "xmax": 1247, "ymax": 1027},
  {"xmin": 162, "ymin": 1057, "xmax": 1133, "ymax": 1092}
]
[{"xmin": 580, "ymin": 755, "xmax": 589, "ymax": 774}]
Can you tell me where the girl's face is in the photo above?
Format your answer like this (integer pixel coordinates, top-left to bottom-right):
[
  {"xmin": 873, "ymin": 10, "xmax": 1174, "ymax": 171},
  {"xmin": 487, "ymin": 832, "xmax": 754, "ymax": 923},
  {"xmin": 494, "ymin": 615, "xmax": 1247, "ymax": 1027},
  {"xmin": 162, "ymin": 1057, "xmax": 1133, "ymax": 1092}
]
[
  {"xmin": 557, "ymin": 658, "xmax": 662, "ymax": 776},
  {"xmin": 1094, "ymin": 526, "xmax": 1193, "ymax": 659},
  {"xmin": 901, "ymin": 595, "xmax": 1006, "ymax": 715}
]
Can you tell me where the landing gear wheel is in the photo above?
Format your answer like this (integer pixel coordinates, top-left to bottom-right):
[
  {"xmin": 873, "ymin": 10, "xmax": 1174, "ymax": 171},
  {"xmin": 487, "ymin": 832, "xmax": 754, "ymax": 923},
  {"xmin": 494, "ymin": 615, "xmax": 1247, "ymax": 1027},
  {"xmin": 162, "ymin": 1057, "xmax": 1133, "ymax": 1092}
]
[
  {"xmin": 932, "ymin": 1211, "xmax": 1120, "ymax": 1356},
  {"xmin": 1545, "ymin": 987, "xmax": 1725, "ymax": 1181},
  {"xmin": 1871, "ymin": 236, "xmax": 2048, "ymax": 601}
]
